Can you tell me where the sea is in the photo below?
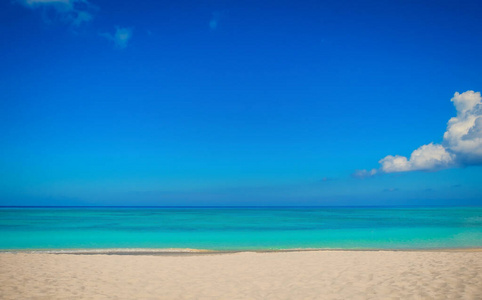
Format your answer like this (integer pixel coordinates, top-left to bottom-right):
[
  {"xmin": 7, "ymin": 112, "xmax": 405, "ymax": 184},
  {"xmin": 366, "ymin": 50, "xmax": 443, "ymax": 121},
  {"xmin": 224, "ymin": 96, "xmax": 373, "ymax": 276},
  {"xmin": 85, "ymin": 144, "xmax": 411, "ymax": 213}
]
[{"xmin": 1, "ymin": 206, "xmax": 482, "ymax": 251}]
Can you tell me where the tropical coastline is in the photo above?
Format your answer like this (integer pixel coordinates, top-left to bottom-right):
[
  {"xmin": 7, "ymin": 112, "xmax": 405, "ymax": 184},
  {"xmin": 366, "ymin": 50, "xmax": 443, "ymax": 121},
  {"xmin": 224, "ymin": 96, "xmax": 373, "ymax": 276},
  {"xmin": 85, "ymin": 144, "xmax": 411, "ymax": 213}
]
[
  {"xmin": 3, "ymin": 0, "xmax": 482, "ymax": 298},
  {"xmin": 2, "ymin": 207, "xmax": 481, "ymax": 298}
]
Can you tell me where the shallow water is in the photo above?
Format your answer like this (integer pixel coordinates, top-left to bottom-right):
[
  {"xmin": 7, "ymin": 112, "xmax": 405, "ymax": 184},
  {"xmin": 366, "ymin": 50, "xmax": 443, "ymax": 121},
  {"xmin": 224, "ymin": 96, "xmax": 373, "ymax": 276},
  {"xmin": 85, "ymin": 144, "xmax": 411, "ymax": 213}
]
[{"xmin": 1, "ymin": 207, "xmax": 481, "ymax": 250}]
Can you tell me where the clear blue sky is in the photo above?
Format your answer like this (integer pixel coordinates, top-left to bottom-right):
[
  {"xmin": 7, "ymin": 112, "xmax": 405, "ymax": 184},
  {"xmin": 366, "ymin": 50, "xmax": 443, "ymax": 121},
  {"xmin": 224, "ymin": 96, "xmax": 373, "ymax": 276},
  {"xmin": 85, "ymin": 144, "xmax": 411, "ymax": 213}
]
[{"xmin": 1, "ymin": 0, "xmax": 481, "ymax": 206}]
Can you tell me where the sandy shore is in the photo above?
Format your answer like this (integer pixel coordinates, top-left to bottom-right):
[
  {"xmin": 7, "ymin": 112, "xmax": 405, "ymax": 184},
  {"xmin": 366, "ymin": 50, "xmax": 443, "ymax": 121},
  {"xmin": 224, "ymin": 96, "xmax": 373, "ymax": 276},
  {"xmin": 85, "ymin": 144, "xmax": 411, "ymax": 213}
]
[{"xmin": 1, "ymin": 250, "xmax": 482, "ymax": 299}]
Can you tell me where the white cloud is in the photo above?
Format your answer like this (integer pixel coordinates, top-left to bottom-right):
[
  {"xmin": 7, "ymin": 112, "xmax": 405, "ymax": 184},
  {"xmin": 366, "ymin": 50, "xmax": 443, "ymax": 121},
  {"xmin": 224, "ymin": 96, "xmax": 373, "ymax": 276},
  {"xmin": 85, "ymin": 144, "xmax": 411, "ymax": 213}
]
[
  {"xmin": 379, "ymin": 143, "xmax": 455, "ymax": 173},
  {"xmin": 443, "ymin": 91, "xmax": 482, "ymax": 164},
  {"xmin": 101, "ymin": 27, "xmax": 133, "ymax": 49},
  {"xmin": 357, "ymin": 90, "xmax": 482, "ymax": 176},
  {"xmin": 16, "ymin": 0, "xmax": 94, "ymax": 26}
]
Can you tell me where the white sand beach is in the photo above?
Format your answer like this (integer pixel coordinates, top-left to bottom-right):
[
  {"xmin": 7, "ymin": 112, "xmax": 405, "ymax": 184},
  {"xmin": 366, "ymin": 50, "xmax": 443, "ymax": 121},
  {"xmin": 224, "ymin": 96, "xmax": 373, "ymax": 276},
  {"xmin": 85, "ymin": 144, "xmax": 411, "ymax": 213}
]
[{"xmin": 1, "ymin": 250, "xmax": 482, "ymax": 299}]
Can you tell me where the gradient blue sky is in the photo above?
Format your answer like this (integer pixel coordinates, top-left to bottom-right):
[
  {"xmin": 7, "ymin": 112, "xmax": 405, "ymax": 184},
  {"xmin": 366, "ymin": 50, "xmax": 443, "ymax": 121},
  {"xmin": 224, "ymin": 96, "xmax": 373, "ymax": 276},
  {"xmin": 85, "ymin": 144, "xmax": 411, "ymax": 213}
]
[{"xmin": 1, "ymin": 0, "xmax": 481, "ymax": 206}]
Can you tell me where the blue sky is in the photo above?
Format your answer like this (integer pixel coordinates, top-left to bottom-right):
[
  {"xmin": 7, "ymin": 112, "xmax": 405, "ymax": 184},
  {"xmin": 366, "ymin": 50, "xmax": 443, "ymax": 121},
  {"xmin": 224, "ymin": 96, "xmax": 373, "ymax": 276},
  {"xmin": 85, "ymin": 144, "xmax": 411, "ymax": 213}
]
[{"xmin": 1, "ymin": 0, "xmax": 481, "ymax": 206}]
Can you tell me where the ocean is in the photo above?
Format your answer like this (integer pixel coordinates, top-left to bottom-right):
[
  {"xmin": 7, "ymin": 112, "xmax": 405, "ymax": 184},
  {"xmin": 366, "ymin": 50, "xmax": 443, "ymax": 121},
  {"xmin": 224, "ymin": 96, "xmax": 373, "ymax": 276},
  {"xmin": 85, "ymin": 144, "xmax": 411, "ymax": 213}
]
[{"xmin": 1, "ymin": 207, "xmax": 482, "ymax": 250}]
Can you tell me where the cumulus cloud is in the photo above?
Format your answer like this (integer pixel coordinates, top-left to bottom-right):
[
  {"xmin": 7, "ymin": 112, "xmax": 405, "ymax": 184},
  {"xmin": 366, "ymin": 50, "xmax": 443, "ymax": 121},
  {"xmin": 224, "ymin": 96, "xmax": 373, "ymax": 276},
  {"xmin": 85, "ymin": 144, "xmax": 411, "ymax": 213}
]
[
  {"xmin": 16, "ymin": 0, "xmax": 94, "ymax": 26},
  {"xmin": 357, "ymin": 90, "xmax": 482, "ymax": 176},
  {"xmin": 443, "ymin": 91, "xmax": 482, "ymax": 164},
  {"xmin": 101, "ymin": 27, "xmax": 133, "ymax": 49},
  {"xmin": 379, "ymin": 143, "xmax": 455, "ymax": 173}
]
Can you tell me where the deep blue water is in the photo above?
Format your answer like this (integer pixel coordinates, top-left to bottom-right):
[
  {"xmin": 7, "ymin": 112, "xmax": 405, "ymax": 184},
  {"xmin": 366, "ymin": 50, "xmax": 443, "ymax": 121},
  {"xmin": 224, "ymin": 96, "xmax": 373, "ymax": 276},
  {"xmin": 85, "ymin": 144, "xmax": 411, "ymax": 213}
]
[{"xmin": 1, "ymin": 207, "xmax": 482, "ymax": 250}]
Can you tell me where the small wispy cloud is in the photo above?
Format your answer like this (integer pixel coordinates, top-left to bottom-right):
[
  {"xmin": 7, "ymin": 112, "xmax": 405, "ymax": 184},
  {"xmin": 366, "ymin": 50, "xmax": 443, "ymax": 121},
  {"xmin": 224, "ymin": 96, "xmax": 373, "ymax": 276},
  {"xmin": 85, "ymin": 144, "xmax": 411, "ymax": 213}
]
[
  {"xmin": 15, "ymin": 0, "xmax": 135, "ymax": 51},
  {"xmin": 352, "ymin": 168, "xmax": 378, "ymax": 179},
  {"xmin": 356, "ymin": 90, "xmax": 482, "ymax": 177},
  {"xmin": 209, "ymin": 19, "xmax": 218, "ymax": 30},
  {"xmin": 15, "ymin": 0, "xmax": 95, "ymax": 26},
  {"xmin": 209, "ymin": 11, "xmax": 224, "ymax": 30},
  {"xmin": 100, "ymin": 27, "xmax": 133, "ymax": 49}
]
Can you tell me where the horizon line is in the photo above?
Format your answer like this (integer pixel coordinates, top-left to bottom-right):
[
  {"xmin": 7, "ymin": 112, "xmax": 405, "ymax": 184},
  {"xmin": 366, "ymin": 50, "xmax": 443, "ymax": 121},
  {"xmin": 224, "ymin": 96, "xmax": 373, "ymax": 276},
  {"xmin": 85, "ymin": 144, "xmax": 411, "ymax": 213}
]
[{"xmin": 1, "ymin": 205, "xmax": 481, "ymax": 208}]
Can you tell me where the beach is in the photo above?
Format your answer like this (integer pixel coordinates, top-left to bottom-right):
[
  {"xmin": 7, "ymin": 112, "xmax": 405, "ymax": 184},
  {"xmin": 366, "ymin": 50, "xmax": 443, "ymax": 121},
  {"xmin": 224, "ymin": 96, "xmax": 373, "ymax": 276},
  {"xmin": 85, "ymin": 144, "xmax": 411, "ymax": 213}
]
[{"xmin": 1, "ymin": 250, "xmax": 481, "ymax": 299}]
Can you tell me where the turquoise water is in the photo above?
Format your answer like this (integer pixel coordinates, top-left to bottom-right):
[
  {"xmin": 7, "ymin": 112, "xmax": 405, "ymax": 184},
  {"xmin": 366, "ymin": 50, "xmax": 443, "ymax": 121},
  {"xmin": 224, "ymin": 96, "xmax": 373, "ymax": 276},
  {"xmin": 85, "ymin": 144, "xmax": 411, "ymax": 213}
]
[{"xmin": 1, "ymin": 207, "xmax": 482, "ymax": 250}]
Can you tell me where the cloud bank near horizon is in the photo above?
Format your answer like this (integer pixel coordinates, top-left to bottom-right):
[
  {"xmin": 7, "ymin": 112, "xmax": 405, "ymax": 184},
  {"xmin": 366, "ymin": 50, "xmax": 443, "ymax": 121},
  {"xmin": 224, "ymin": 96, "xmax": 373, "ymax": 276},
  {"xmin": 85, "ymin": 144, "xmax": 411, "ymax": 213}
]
[{"xmin": 355, "ymin": 90, "xmax": 482, "ymax": 177}]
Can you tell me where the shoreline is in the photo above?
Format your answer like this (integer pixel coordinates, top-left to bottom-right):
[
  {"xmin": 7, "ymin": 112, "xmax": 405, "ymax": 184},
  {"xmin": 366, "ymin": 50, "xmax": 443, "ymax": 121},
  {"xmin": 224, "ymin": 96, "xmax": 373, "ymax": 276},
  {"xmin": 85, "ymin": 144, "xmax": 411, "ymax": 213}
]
[{"xmin": 2, "ymin": 246, "xmax": 482, "ymax": 255}]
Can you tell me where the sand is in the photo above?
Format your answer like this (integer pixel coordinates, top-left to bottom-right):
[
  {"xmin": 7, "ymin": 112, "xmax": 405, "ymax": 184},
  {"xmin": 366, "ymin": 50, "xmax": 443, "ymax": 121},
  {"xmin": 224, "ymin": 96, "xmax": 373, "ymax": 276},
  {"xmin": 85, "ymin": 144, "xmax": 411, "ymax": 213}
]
[{"xmin": 1, "ymin": 250, "xmax": 482, "ymax": 299}]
